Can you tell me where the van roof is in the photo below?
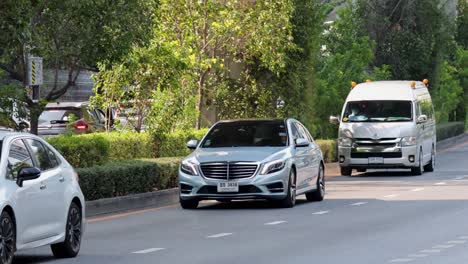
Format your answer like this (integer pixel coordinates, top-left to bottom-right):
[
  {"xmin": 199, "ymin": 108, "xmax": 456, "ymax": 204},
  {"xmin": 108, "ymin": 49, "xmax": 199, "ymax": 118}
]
[{"xmin": 346, "ymin": 81, "xmax": 429, "ymax": 101}]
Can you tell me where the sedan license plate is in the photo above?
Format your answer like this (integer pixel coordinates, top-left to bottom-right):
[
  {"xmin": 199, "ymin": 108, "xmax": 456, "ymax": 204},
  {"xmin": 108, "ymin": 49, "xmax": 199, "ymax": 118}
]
[
  {"xmin": 368, "ymin": 157, "xmax": 384, "ymax": 164},
  {"xmin": 217, "ymin": 182, "xmax": 239, "ymax": 193}
]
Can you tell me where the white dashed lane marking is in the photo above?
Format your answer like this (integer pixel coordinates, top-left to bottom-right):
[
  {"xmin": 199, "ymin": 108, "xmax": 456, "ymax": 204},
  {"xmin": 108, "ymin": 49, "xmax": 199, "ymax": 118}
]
[
  {"xmin": 410, "ymin": 188, "xmax": 424, "ymax": 192},
  {"xmin": 447, "ymin": 240, "xmax": 466, "ymax": 244},
  {"xmin": 264, "ymin": 221, "xmax": 287, "ymax": 226},
  {"xmin": 206, "ymin": 233, "xmax": 233, "ymax": 238},
  {"xmin": 350, "ymin": 202, "xmax": 368, "ymax": 206},
  {"xmin": 312, "ymin": 211, "xmax": 329, "ymax": 215},
  {"xmin": 383, "ymin": 194, "xmax": 399, "ymax": 198},
  {"xmin": 433, "ymin": 244, "xmax": 455, "ymax": 249},
  {"xmin": 132, "ymin": 248, "xmax": 165, "ymax": 254},
  {"xmin": 454, "ymin": 176, "xmax": 465, "ymax": 180},
  {"xmin": 408, "ymin": 254, "xmax": 427, "ymax": 258},
  {"xmin": 458, "ymin": 236, "xmax": 468, "ymax": 240},
  {"xmin": 389, "ymin": 258, "xmax": 413, "ymax": 263},
  {"xmin": 434, "ymin": 182, "xmax": 447, "ymax": 185},
  {"xmin": 420, "ymin": 249, "xmax": 441, "ymax": 253}
]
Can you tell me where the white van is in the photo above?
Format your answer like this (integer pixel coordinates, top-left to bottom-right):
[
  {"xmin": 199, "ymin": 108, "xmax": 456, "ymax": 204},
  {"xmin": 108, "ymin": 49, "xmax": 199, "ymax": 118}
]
[{"xmin": 330, "ymin": 80, "xmax": 436, "ymax": 176}]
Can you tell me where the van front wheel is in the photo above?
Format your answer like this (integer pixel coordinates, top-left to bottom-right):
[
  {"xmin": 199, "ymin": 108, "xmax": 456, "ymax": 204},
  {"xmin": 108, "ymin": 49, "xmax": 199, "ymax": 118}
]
[
  {"xmin": 411, "ymin": 150, "xmax": 423, "ymax": 176},
  {"xmin": 340, "ymin": 167, "xmax": 352, "ymax": 176},
  {"xmin": 424, "ymin": 147, "xmax": 435, "ymax": 172}
]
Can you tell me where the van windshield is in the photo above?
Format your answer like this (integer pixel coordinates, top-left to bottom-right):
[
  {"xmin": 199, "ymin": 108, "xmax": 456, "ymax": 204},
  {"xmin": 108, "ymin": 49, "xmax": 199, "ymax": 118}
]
[{"xmin": 343, "ymin": 101, "xmax": 413, "ymax": 122}]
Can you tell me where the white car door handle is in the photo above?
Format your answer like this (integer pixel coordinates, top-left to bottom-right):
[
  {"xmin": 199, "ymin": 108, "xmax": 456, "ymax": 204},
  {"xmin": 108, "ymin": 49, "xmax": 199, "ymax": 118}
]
[
  {"xmin": 59, "ymin": 176, "xmax": 65, "ymax": 183},
  {"xmin": 40, "ymin": 184, "xmax": 47, "ymax": 190}
]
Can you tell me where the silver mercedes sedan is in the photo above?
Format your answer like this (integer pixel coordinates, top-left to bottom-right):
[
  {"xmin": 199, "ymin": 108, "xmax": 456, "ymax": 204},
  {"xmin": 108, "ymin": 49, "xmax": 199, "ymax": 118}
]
[{"xmin": 178, "ymin": 119, "xmax": 325, "ymax": 209}]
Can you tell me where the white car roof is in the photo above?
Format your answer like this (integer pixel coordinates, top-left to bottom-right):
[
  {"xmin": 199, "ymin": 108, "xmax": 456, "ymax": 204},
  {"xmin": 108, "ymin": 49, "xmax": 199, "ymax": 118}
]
[
  {"xmin": 0, "ymin": 130, "xmax": 31, "ymax": 141},
  {"xmin": 346, "ymin": 81, "xmax": 429, "ymax": 101},
  {"xmin": 45, "ymin": 101, "xmax": 88, "ymax": 108}
]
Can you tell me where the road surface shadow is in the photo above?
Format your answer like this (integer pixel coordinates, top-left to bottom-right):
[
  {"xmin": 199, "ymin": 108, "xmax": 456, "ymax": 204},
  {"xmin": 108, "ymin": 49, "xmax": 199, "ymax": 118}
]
[
  {"xmin": 13, "ymin": 255, "xmax": 56, "ymax": 264},
  {"xmin": 197, "ymin": 198, "xmax": 314, "ymax": 210}
]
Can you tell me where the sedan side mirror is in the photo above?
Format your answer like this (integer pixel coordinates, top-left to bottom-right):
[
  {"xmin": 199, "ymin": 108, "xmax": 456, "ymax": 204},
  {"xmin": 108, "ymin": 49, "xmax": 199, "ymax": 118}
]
[
  {"xmin": 186, "ymin": 139, "xmax": 198, "ymax": 150},
  {"xmin": 329, "ymin": 115, "xmax": 340, "ymax": 125},
  {"xmin": 417, "ymin": 115, "xmax": 428, "ymax": 124},
  {"xmin": 295, "ymin": 138, "xmax": 310, "ymax": 148},
  {"xmin": 16, "ymin": 167, "xmax": 41, "ymax": 187}
]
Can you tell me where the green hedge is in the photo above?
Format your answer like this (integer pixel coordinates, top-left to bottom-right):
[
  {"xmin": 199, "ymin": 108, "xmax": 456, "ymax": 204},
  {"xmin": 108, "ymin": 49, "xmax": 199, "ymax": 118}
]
[
  {"xmin": 316, "ymin": 139, "xmax": 337, "ymax": 163},
  {"xmin": 159, "ymin": 128, "xmax": 208, "ymax": 157},
  {"xmin": 47, "ymin": 134, "xmax": 110, "ymax": 168},
  {"xmin": 77, "ymin": 157, "xmax": 182, "ymax": 201},
  {"xmin": 104, "ymin": 132, "xmax": 156, "ymax": 160},
  {"xmin": 436, "ymin": 122, "xmax": 465, "ymax": 141}
]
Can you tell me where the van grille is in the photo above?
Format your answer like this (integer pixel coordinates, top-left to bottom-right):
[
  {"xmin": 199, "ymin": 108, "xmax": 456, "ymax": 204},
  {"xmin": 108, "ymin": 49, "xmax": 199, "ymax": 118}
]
[{"xmin": 200, "ymin": 162, "xmax": 258, "ymax": 180}]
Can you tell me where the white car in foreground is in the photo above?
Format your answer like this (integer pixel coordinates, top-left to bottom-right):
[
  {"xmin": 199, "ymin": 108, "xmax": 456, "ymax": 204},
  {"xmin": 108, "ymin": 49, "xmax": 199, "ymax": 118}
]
[{"xmin": 0, "ymin": 130, "xmax": 85, "ymax": 264}]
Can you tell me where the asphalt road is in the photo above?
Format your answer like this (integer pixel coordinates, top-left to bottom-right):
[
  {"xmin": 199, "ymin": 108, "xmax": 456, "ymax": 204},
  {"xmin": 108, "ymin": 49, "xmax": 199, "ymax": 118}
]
[{"xmin": 15, "ymin": 135, "xmax": 468, "ymax": 264}]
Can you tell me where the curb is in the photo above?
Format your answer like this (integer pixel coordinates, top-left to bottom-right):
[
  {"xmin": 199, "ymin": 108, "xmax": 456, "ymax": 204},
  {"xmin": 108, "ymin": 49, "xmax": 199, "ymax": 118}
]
[
  {"xmin": 86, "ymin": 188, "xmax": 179, "ymax": 217},
  {"xmin": 436, "ymin": 132, "xmax": 468, "ymax": 151}
]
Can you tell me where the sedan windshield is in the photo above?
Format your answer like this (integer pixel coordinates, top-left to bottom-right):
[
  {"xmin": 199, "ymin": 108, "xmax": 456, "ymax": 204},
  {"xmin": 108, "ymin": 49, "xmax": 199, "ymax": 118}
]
[
  {"xmin": 343, "ymin": 100, "xmax": 413, "ymax": 122},
  {"xmin": 201, "ymin": 120, "xmax": 288, "ymax": 148}
]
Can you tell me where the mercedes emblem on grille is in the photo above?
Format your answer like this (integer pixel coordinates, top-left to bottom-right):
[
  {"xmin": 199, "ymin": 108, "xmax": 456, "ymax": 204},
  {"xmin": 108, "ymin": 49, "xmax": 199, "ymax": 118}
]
[{"xmin": 373, "ymin": 133, "xmax": 379, "ymax": 140}]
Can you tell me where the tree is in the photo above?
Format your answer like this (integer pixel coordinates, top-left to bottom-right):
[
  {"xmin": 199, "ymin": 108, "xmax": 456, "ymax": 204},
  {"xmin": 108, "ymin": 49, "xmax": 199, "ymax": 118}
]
[
  {"xmin": 157, "ymin": 0, "xmax": 295, "ymax": 129},
  {"xmin": 0, "ymin": 0, "xmax": 158, "ymax": 133}
]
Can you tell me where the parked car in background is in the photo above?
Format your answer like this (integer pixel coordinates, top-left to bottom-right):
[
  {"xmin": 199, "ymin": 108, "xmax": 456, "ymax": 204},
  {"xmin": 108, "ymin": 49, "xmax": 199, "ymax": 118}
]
[
  {"xmin": 38, "ymin": 102, "xmax": 110, "ymax": 137},
  {"xmin": 330, "ymin": 80, "xmax": 436, "ymax": 176},
  {"xmin": 178, "ymin": 119, "xmax": 326, "ymax": 209},
  {"xmin": 0, "ymin": 130, "xmax": 85, "ymax": 263}
]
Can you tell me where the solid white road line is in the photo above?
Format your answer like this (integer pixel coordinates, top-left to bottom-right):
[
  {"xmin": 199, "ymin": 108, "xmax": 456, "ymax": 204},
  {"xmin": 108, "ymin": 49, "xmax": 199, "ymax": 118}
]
[
  {"xmin": 132, "ymin": 248, "xmax": 165, "ymax": 254},
  {"xmin": 420, "ymin": 249, "xmax": 441, "ymax": 253},
  {"xmin": 350, "ymin": 202, "xmax": 368, "ymax": 206},
  {"xmin": 433, "ymin": 244, "xmax": 455, "ymax": 249},
  {"xmin": 383, "ymin": 194, "xmax": 399, "ymax": 198},
  {"xmin": 447, "ymin": 240, "xmax": 466, "ymax": 244},
  {"xmin": 410, "ymin": 188, "xmax": 425, "ymax": 192},
  {"xmin": 408, "ymin": 254, "xmax": 428, "ymax": 258},
  {"xmin": 434, "ymin": 182, "xmax": 447, "ymax": 185},
  {"xmin": 389, "ymin": 258, "xmax": 413, "ymax": 262},
  {"xmin": 207, "ymin": 233, "xmax": 233, "ymax": 238},
  {"xmin": 457, "ymin": 236, "xmax": 468, "ymax": 240},
  {"xmin": 264, "ymin": 221, "xmax": 287, "ymax": 225},
  {"xmin": 454, "ymin": 176, "xmax": 465, "ymax": 180},
  {"xmin": 312, "ymin": 211, "xmax": 329, "ymax": 215}
]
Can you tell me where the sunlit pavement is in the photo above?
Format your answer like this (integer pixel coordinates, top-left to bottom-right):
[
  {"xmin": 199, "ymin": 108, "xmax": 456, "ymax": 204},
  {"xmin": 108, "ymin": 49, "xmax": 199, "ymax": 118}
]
[{"xmin": 15, "ymin": 135, "xmax": 468, "ymax": 264}]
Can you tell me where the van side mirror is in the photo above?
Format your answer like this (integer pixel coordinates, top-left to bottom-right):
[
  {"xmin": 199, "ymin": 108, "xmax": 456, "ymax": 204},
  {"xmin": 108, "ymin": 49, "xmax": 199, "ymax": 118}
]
[
  {"xmin": 329, "ymin": 116, "xmax": 340, "ymax": 125},
  {"xmin": 186, "ymin": 140, "xmax": 198, "ymax": 150},
  {"xmin": 16, "ymin": 167, "xmax": 41, "ymax": 187},
  {"xmin": 417, "ymin": 115, "xmax": 428, "ymax": 124}
]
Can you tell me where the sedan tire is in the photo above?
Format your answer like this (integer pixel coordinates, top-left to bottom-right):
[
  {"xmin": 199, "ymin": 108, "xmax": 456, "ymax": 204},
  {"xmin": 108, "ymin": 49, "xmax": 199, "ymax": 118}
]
[
  {"xmin": 0, "ymin": 211, "xmax": 15, "ymax": 264},
  {"xmin": 306, "ymin": 164, "xmax": 325, "ymax": 202},
  {"xmin": 180, "ymin": 198, "xmax": 199, "ymax": 209},
  {"xmin": 277, "ymin": 169, "xmax": 296, "ymax": 208},
  {"xmin": 51, "ymin": 202, "xmax": 82, "ymax": 258}
]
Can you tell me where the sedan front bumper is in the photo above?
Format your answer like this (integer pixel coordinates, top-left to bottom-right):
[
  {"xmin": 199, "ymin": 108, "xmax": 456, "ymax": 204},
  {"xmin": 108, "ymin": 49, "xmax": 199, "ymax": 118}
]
[{"xmin": 179, "ymin": 169, "xmax": 290, "ymax": 201}]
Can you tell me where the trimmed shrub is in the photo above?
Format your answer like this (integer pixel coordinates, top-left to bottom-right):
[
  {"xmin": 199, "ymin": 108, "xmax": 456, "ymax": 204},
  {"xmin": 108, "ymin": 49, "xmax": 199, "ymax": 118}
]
[
  {"xmin": 436, "ymin": 122, "xmax": 465, "ymax": 141},
  {"xmin": 316, "ymin": 139, "xmax": 337, "ymax": 163},
  {"xmin": 77, "ymin": 157, "xmax": 182, "ymax": 201},
  {"xmin": 47, "ymin": 134, "xmax": 110, "ymax": 168},
  {"xmin": 104, "ymin": 132, "xmax": 156, "ymax": 160},
  {"xmin": 159, "ymin": 128, "xmax": 209, "ymax": 157}
]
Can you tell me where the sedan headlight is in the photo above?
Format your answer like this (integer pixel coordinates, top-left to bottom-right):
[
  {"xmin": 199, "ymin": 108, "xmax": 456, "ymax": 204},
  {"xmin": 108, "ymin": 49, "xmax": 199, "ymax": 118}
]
[
  {"xmin": 401, "ymin": 136, "xmax": 417, "ymax": 146},
  {"xmin": 338, "ymin": 137, "xmax": 352, "ymax": 147},
  {"xmin": 180, "ymin": 160, "xmax": 199, "ymax": 176},
  {"xmin": 261, "ymin": 159, "xmax": 286, "ymax": 175}
]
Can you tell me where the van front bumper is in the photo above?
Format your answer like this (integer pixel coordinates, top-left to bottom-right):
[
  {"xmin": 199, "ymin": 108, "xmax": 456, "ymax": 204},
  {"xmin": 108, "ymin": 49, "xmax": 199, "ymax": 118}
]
[{"xmin": 338, "ymin": 145, "xmax": 419, "ymax": 169}]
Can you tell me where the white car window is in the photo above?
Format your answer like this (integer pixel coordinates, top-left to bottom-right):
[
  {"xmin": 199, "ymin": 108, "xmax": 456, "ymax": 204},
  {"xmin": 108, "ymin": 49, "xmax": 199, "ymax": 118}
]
[
  {"xmin": 7, "ymin": 139, "xmax": 34, "ymax": 180},
  {"xmin": 26, "ymin": 139, "xmax": 58, "ymax": 171}
]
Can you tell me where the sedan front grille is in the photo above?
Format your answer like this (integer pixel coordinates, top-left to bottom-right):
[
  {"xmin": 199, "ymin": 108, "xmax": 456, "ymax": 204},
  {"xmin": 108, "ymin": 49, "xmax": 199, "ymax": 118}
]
[{"xmin": 200, "ymin": 162, "xmax": 258, "ymax": 180}]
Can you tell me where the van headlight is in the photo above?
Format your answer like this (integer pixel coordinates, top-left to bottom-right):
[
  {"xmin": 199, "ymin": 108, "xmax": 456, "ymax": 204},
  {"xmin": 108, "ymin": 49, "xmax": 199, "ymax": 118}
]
[
  {"xmin": 338, "ymin": 137, "xmax": 352, "ymax": 147},
  {"xmin": 180, "ymin": 160, "xmax": 199, "ymax": 176},
  {"xmin": 401, "ymin": 136, "xmax": 417, "ymax": 146},
  {"xmin": 261, "ymin": 159, "xmax": 286, "ymax": 175}
]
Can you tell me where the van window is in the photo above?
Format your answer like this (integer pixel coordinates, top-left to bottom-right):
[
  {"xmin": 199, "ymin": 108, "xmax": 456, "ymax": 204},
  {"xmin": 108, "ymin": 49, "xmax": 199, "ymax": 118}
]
[
  {"xmin": 420, "ymin": 99, "xmax": 434, "ymax": 120},
  {"xmin": 343, "ymin": 101, "xmax": 413, "ymax": 122}
]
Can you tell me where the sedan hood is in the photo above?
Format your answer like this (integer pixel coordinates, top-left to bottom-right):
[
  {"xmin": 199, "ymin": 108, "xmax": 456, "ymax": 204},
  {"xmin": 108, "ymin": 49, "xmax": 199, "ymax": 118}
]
[
  {"xmin": 190, "ymin": 147, "xmax": 288, "ymax": 163},
  {"xmin": 339, "ymin": 122, "xmax": 416, "ymax": 139}
]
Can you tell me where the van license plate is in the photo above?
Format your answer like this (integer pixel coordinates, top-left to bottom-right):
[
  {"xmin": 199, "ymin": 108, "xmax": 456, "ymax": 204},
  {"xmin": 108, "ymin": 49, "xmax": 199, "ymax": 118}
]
[
  {"xmin": 368, "ymin": 157, "xmax": 384, "ymax": 164},
  {"xmin": 217, "ymin": 182, "xmax": 239, "ymax": 193}
]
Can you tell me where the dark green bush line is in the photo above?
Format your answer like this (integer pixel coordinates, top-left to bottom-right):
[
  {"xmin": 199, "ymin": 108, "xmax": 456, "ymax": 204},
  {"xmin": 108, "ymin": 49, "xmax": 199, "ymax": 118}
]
[
  {"xmin": 316, "ymin": 139, "xmax": 337, "ymax": 163},
  {"xmin": 77, "ymin": 158, "xmax": 182, "ymax": 201},
  {"xmin": 436, "ymin": 122, "xmax": 465, "ymax": 142}
]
